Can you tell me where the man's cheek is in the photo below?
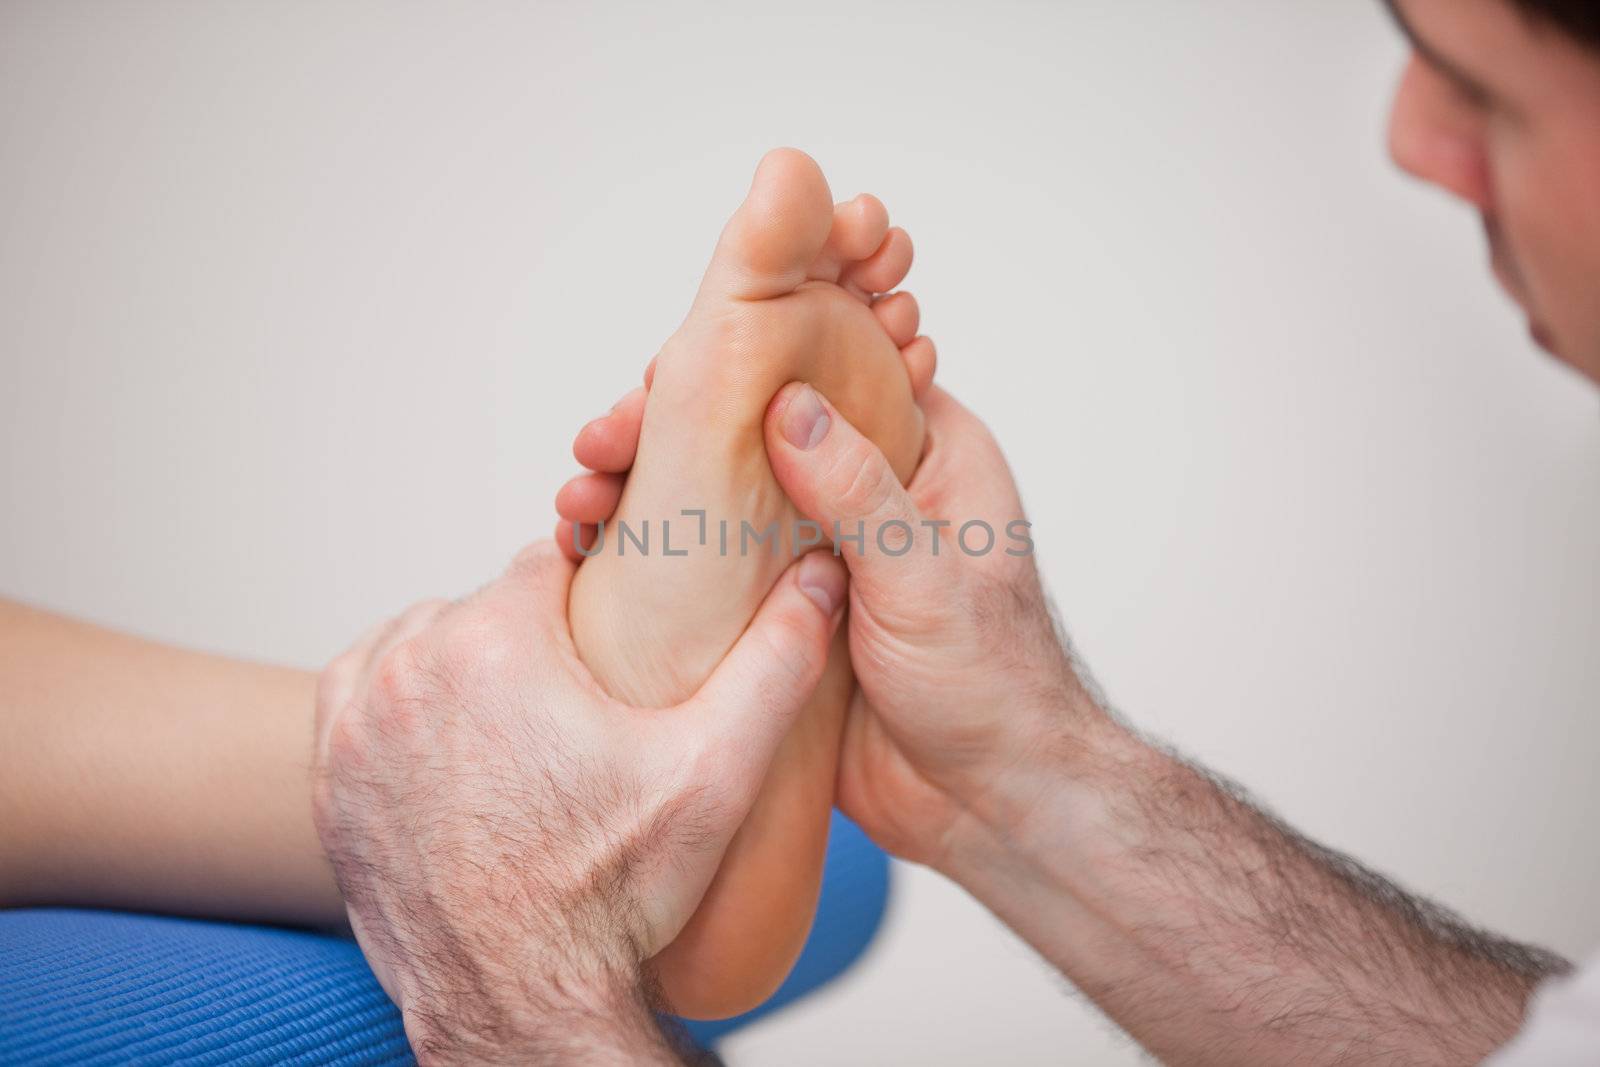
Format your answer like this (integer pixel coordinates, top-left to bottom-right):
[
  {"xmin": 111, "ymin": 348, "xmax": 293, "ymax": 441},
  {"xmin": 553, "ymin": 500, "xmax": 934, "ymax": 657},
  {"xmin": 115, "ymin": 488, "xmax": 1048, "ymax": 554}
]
[
  {"xmin": 1503, "ymin": 139, "xmax": 1600, "ymax": 361},
  {"xmin": 1520, "ymin": 215, "xmax": 1599, "ymax": 366},
  {"xmin": 1548, "ymin": 162, "xmax": 1600, "ymax": 376}
]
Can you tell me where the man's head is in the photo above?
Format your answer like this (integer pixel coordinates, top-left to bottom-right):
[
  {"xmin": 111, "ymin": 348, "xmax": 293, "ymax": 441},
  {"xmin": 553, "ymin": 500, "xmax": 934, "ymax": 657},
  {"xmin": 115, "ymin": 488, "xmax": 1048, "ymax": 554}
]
[{"xmin": 1385, "ymin": 0, "xmax": 1600, "ymax": 383}]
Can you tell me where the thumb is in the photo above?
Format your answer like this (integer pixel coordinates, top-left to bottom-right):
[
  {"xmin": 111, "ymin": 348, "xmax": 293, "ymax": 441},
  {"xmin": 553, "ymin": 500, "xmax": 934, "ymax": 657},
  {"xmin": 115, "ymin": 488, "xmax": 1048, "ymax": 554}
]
[
  {"xmin": 764, "ymin": 382, "xmax": 954, "ymax": 605},
  {"xmin": 684, "ymin": 550, "xmax": 846, "ymax": 812}
]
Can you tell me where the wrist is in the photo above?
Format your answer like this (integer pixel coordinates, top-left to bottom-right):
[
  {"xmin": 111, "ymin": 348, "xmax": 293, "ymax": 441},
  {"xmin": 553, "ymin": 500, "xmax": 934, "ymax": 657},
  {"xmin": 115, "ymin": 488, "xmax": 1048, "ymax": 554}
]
[{"xmin": 937, "ymin": 678, "xmax": 1151, "ymax": 907}]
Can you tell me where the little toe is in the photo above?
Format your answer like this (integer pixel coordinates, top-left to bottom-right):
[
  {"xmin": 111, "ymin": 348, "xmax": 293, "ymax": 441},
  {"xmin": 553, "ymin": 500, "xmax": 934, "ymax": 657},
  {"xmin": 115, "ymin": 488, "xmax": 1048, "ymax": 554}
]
[
  {"xmin": 702, "ymin": 148, "xmax": 835, "ymax": 302},
  {"xmin": 556, "ymin": 520, "xmax": 602, "ymax": 562},
  {"xmin": 572, "ymin": 387, "xmax": 646, "ymax": 473},
  {"xmin": 841, "ymin": 227, "xmax": 914, "ymax": 295},
  {"xmin": 901, "ymin": 335, "xmax": 937, "ymax": 400},
  {"xmin": 871, "ymin": 291, "xmax": 921, "ymax": 348}
]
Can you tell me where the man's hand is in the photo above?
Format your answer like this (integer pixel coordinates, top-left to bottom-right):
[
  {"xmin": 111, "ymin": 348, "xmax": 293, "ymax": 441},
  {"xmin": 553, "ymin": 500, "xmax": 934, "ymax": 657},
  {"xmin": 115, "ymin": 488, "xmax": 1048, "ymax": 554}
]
[
  {"xmin": 759, "ymin": 383, "xmax": 1102, "ymax": 870},
  {"xmin": 561, "ymin": 383, "xmax": 1566, "ymax": 1066},
  {"xmin": 761, "ymin": 384, "xmax": 1568, "ymax": 1064},
  {"xmin": 311, "ymin": 542, "xmax": 847, "ymax": 1063},
  {"xmin": 558, "ymin": 384, "xmax": 1096, "ymax": 874}
]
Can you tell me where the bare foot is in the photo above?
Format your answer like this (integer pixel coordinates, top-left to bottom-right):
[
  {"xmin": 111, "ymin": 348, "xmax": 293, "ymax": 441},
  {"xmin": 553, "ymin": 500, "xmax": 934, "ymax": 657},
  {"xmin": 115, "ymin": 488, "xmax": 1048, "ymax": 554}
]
[{"xmin": 561, "ymin": 149, "xmax": 933, "ymax": 1018}]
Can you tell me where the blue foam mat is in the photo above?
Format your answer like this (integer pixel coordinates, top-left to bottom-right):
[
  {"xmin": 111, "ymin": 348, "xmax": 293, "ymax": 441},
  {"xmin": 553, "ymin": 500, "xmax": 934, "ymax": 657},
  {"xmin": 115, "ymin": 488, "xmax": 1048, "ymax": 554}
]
[{"xmin": 0, "ymin": 811, "xmax": 889, "ymax": 1064}]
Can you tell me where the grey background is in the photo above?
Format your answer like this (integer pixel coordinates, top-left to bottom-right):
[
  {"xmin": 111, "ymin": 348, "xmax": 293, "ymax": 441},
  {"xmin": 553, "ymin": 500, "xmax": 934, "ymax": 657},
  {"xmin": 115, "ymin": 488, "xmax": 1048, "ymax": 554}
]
[{"xmin": 3, "ymin": 2, "xmax": 1597, "ymax": 1063}]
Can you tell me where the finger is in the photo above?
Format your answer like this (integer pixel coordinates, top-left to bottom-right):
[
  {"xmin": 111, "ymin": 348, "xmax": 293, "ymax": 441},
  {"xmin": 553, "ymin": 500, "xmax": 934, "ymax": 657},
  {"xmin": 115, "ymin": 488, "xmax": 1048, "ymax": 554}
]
[
  {"xmin": 378, "ymin": 598, "xmax": 453, "ymax": 653},
  {"xmin": 911, "ymin": 385, "xmax": 1031, "ymax": 525},
  {"xmin": 352, "ymin": 598, "xmax": 452, "ymax": 699},
  {"xmin": 494, "ymin": 540, "xmax": 582, "ymax": 643},
  {"xmin": 555, "ymin": 472, "xmax": 626, "ymax": 524},
  {"xmin": 684, "ymin": 550, "xmax": 846, "ymax": 813},
  {"xmin": 316, "ymin": 599, "xmax": 450, "ymax": 762},
  {"xmin": 314, "ymin": 616, "xmax": 392, "ymax": 755},
  {"xmin": 572, "ymin": 386, "xmax": 647, "ymax": 474},
  {"xmin": 764, "ymin": 382, "xmax": 955, "ymax": 605}
]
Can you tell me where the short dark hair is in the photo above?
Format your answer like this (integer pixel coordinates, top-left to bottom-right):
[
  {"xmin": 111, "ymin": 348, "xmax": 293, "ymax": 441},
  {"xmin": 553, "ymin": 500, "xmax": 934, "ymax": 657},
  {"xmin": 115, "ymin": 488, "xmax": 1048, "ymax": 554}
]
[{"xmin": 1511, "ymin": 0, "xmax": 1600, "ymax": 48}]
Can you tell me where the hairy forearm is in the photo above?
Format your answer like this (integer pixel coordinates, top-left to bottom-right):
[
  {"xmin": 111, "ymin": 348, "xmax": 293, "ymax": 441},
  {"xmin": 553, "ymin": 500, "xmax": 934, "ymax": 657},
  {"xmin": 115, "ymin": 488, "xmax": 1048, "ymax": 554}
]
[
  {"xmin": 946, "ymin": 700, "xmax": 1567, "ymax": 1066},
  {"xmin": 0, "ymin": 598, "xmax": 344, "ymax": 925}
]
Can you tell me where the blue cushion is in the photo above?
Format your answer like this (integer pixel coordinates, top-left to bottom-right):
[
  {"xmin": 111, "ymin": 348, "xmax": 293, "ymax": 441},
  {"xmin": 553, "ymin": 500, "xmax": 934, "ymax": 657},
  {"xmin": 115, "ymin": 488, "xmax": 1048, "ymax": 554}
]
[{"xmin": 0, "ymin": 810, "xmax": 888, "ymax": 1064}]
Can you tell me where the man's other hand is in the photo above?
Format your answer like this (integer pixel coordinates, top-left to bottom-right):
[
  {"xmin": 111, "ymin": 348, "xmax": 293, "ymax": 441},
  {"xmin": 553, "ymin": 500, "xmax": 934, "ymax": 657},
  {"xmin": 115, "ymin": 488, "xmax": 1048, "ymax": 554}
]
[{"xmin": 311, "ymin": 542, "xmax": 846, "ymax": 1062}]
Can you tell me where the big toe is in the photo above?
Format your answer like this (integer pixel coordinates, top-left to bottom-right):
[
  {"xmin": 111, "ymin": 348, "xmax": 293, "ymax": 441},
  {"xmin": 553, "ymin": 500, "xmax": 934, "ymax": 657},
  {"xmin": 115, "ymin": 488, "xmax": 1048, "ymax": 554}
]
[{"xmin": 702, "ymin": 148, "xmax": 835, "ymax": 302}]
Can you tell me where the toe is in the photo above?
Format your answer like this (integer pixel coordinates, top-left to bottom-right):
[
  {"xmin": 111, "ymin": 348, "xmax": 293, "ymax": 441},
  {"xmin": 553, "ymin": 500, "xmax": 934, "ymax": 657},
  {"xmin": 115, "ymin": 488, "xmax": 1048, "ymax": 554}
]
[
  {"xmin": 557, "ymin": 520, "xmax": 605, "ymax": 561},
  {"xmin": 901, "ymin": 335, "xmax": 937, "ymax": 400},
  {"xmin": 556, "ymin": 520, "xmax": 594, "ymax": 562},
  {"xmin": 841, "ymin": 227, "xmax": 913, "ymax": 295},
  {"xmin": 572, "ymin": 386, "xmax": 646, "ymax": 473},
  {"xmin": 871, "ymin": 291, "xmax": 920, "ymax": 348},
  {"xmin": 702, "ymin": 148, "xmax": 835, "ymax": 302},
  {"xmin": 556, "ymin": 520, "xmax": 577, "ymax": 562},
  {"xmin": 814, "ymin": 194, "xmax": 890, "ymax": 283},
  {"xmin": 556, "ymin": 472, "xmax": 627, "ymax": 524}
]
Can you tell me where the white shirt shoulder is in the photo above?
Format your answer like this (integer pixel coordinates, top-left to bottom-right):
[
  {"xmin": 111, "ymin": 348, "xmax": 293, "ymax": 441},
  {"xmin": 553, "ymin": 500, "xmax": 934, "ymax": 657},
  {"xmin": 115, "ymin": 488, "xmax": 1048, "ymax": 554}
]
[{"xmin": 1485, "ymin": 951, "xmax": 1600, "ymax": 1066}]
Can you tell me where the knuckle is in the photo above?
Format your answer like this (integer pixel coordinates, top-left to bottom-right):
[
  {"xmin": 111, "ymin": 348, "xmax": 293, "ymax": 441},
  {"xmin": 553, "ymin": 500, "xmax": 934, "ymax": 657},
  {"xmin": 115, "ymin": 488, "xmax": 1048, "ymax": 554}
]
[
  {"xmin": 506, "ymin": 541, "xmax": 575, "ymax": 601},
  {"xmin": 323, "ymin": 642, "xmax": 363, "ymax": 682},
  {"xmin": 322, "ymin": 705, "xmax": 371, "ymax": 773},
  {"xmin": 831, "ymin": 441, "xmax": 900, "ymax": 521},
  {"xmin": 411, "ymin": 597, "xmax": 452, "ymax": 624},
  {"xmin": 372, "ymin": 637, "xmax": 431, "ymax": 707},
  {"xmin": 852, "ymin": 553, "xmax": 959, "ymax": 640},
  {"xmin": 435, "ymin": 617, "xmax": 519, "ymax": 691},
  {"xmin": 757, "ymin": 612, "xmax": 824, "ymax": 691},
  {"xmin": 509, "ymin": 539, "xmax": 560, "ymax": 576}
]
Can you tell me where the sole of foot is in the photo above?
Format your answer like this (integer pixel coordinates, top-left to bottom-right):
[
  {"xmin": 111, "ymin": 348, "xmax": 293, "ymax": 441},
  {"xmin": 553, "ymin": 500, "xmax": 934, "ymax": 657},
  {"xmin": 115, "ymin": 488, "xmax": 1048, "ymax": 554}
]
[{"xmin": 567, "ymin": 148, "xmax": 933, "ymax": 1019}]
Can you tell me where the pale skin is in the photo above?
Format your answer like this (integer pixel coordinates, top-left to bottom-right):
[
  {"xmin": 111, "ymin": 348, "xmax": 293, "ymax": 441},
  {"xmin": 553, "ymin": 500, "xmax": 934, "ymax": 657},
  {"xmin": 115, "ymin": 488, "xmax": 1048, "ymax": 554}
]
[
  {"xmin": 569, "ymin": 380, "xmax": 1572, "ymax": 1065},
  {"xmin": 538, "ymin": 1, "xmax": 1600, "ymax": 1061},
  {"xmin": 564, "ymin": 147, "xmax": 930, "ymax": 1018},
  {"xmin": 0, "ymin": 600, "xmax": 337, "ymax": 924},
  {"xmin": 312, "ymin": 543, "xmax": 852, "ymax": 1063},
  {"xmin": 6, "ymin": 0, "xmax": 1600, "ymax": 1060},
  {"xmin": 0, "ymin": 149, "xmax": 935, "ymax": 1018}
]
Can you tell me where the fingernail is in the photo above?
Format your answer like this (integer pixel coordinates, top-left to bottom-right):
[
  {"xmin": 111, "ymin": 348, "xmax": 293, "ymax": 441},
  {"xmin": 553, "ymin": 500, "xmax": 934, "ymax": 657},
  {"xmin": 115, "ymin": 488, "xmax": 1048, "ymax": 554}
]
[
  {"xmin": 797, "ymin": 551, "xmax": 846, "ymax": 616},
  {"xmin": 781, "ymin": 384, "xmax": 830, "ymax": 451}
]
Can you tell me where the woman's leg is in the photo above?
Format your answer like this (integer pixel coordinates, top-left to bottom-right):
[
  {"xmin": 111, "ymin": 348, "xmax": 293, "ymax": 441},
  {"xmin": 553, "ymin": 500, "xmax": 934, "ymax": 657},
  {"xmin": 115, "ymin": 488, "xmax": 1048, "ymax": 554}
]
[{"xmin": 0, "ymin": 597, "xmax": 342, "ymax": 926}]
